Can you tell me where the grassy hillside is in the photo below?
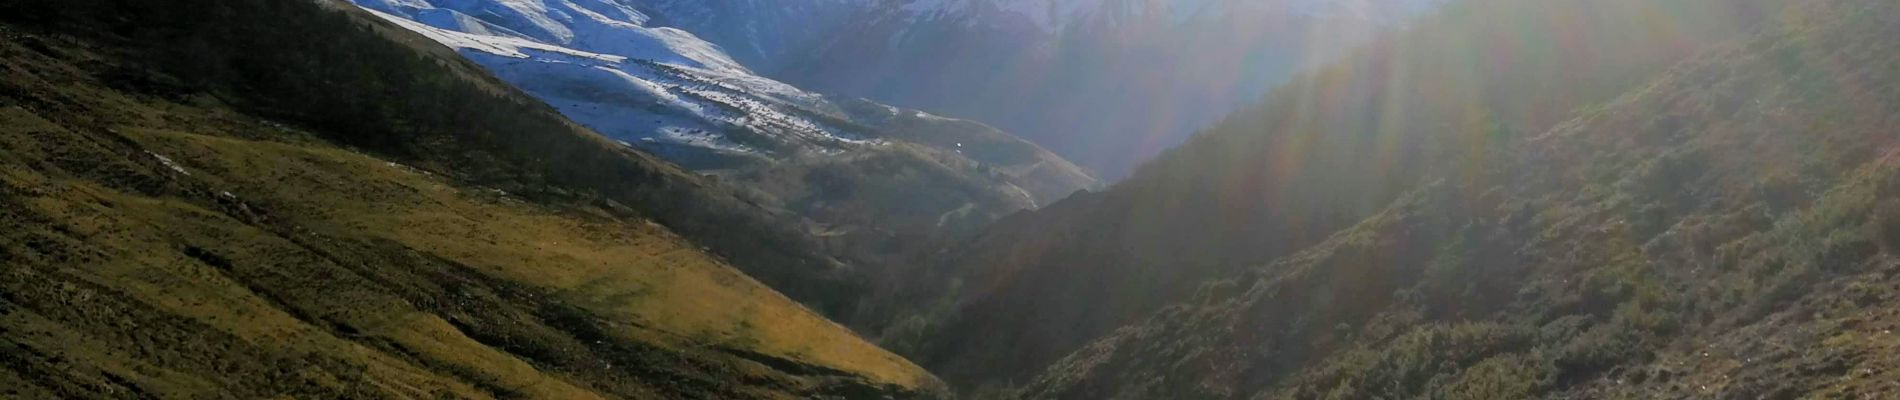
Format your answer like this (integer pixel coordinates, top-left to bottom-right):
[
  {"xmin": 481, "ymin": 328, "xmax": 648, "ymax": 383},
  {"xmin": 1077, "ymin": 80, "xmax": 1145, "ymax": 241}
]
[
  {"xmin": 0, "ymin": 0, "xmax": 874, "ymax": 318},
  {"xmin": 736, "ymin": 100, "xmax": 1102, "ymax": 327},
  {"xmin": 894, "ymin": 0, "xmax": 1780, "ymax": 390},
  {"xmin": 1015, "ymin": 0, "xmax": 1900, "ymax": 397},
  {"xmin": 733, "ymin": 144, "xmax": 1029, "ymax": 254},
  {"xmin": 0, "ymin": 0, "xmax": 939, "ymax": 397}
]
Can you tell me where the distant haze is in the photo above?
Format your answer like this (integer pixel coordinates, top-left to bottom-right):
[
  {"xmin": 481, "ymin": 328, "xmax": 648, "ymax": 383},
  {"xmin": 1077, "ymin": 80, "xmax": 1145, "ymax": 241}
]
[{"xmin": 641, "ymin": 0, "xmax": 1439, "ymax": 178}]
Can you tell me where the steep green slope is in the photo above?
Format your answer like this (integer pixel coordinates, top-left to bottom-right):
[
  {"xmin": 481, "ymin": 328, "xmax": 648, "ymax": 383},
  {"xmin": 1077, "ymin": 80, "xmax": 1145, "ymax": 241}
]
[
  {"xmin": 0, "ymin": 0, "xmax": 871, "ymax": 318},
  {"xmin": 1020, "ymin": 0, "xmax": 1900, "ymax": 397},
  {"xmin": 896, "ymin": 0, "xmax": 1778, "ymax": 389},
  {"xmin": 0, "ymin": 0, "xmax": 940, "ymax": 397}
]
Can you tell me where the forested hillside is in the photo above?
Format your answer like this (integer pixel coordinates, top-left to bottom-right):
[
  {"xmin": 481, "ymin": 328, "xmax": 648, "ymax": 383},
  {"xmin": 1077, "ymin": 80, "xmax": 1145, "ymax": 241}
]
[
  {"xmin": 887, "ymin": 0, "xmax": 1785, "ymax": 391},
  {"xmin": 0, "ymin": 0, "xmax": 940, "ymax": 397},
  {"xmin": 1023, "ymin": 0, "xmax": 1900, "ymax": 396}
]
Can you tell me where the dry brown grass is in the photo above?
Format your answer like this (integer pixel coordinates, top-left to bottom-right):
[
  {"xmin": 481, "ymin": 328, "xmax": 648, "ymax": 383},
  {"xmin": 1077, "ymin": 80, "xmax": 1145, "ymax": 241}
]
[{"xmin": 126, "ymin": 127, "xmax": 935, "ymax": 390}]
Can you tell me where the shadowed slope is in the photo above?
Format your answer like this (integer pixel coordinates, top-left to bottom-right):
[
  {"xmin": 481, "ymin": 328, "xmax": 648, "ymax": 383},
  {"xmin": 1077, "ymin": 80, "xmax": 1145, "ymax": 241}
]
[
  {"xmin": 0, "ymin": 0, "xmax": 939, "ymax": 397},
  {"xmin": 899, "ymin": 0, "xmax": 1778, "ymax": 390},
  {"xmin": 1022, "ymin": 0, "xmax": 1900, "ymax": 397}
]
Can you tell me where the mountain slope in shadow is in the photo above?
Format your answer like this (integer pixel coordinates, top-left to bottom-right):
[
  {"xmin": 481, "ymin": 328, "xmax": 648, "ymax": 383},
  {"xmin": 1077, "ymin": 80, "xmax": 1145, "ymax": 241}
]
[
  {"xmin": 1023, "ymin": 0, "xmax": 1900, "ymax": 397},
  {"xmin": 0, "ymin": 0, "xmax": 940, "ymax": 397},
  {"xmin": 894, "ymin": 0, "xmax": 1782, "ymax": 391}
]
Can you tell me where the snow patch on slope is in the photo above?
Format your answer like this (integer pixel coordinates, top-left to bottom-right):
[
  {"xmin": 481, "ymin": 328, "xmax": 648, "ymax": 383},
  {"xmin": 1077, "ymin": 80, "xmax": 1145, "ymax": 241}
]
[
  {"xmin": 358, "ymin": 0, "xmax": 744, "ymax": 73},
  {"xmin": 358, "ymin": 3, "xmax": 883, "ymax": 160},
  {"xmin": 369, "ymin": 9, "xmax": 623, "ymax": 62}
]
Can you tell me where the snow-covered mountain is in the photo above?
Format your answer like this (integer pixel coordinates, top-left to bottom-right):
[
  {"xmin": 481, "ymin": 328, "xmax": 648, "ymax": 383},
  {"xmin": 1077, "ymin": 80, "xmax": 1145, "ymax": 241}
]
[
  {"xmin": 633, "ymin": 0, "xmax": 864, "ymax": 71},
  {"xmin": 631, "ymin": 0, "xmax": 1441, "ymax": 179},
  {"xmin": 351, "ymin": 0, "xmax": 1098, "ymax": 248}
]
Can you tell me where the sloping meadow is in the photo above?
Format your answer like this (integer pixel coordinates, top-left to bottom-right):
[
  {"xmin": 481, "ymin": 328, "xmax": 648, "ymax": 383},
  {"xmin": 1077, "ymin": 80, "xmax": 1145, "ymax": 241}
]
[{"xmin": 0, "ymin": 0, "xmax": 941, "ymax": 397}]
